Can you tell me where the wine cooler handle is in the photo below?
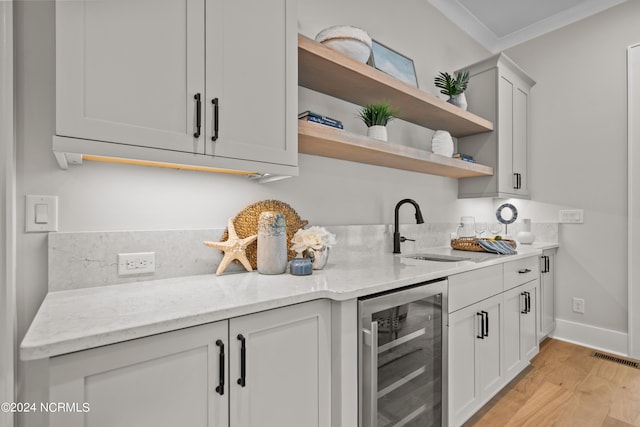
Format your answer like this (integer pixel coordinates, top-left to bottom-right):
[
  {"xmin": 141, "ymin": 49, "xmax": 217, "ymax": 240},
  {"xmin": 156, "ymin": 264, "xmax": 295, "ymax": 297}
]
[{"xmin": 363, "ymin": 321, "xmax": 379, "ymax": 427}]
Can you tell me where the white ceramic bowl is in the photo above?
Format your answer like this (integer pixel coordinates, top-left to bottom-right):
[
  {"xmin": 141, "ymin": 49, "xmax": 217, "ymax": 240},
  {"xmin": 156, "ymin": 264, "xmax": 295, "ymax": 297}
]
[{"xmin": 315, "ymin": 25, "xmax": 372, "ymax": 63}]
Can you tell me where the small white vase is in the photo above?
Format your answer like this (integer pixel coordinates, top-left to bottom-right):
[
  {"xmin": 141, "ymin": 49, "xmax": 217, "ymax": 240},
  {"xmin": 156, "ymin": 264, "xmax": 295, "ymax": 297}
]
[
  {"xmin": 367, "ymin": 125, "xmax": 387, "ymax": 141},
  {"xmin": 516, "ymin": 218, "xmax": 535, "ymax": 245},
  {"xmin": 431, "ymin": 130, "xmax": 454, "ymax": 157},
  {"xmin": 448, "ymin": 93, "xmax": 468, "ymax": 110}
]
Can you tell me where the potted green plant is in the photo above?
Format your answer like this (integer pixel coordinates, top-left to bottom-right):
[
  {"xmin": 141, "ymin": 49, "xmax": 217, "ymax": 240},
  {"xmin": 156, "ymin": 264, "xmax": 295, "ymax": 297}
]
[
  {"xmin": 357, "ymin": 101, "xmax": 399, "ymax": 141},
  {"xmin": 434, "ymin": 70, "xmax": 470, "ymax": 110}
]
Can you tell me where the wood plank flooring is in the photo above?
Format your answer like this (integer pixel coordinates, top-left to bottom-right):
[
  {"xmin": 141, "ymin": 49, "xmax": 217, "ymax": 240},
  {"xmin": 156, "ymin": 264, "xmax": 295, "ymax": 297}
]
[{"xmin": 465, "ymin": 338, "xmax": 640, "ymax": 427}]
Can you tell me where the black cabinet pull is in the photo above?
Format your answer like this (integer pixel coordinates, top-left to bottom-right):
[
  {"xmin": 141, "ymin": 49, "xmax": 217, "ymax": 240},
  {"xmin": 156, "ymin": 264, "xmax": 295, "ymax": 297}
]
[
  {"xmin": 545, "ymin": 256, "xmax": 550, "ymax": 273},
  {"xmin": 237, "ymin": 333, "xmax": 246, "ymax": 387},
  {"xmin": 193, "ymin": 93, "xmax": 202, "ymax": 138},
  {"xmin": 518, "ymin": 268, "xmax": 532, "ymax": 274},
  {"xmin": 482, "ymin": 311, "xmax": 489, "ymax": 337},
  {"xmin": 215, "ymin": 339, "xmax": 225, "ymax": 395},
  {"xmin": 476, "ymin": 312, "xmax": 484, "ymax": 339},
  {"xmin": 526, "ymin": 291, "xmax": 531, "ymax": 313},
  {"xmin": 521, "ymin": 292, "xmax": 527, "ymax": 314},
  {"xmin": 212, "ymin": 98, "xmax": 219, "ymax": 141}
]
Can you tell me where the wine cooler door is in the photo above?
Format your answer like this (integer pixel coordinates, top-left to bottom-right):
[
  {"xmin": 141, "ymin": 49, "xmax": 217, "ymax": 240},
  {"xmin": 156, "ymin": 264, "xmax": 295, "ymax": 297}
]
[{"xmin": 360, "ymin": 279, "xmax": 447, "ymax": 427}]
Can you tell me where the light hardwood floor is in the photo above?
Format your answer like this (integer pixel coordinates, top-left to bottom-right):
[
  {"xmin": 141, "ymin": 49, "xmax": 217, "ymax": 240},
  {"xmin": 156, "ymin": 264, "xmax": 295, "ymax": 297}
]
[{"xmin": 465, "ymin": 338, "xmax": 640, "ymax": 427}]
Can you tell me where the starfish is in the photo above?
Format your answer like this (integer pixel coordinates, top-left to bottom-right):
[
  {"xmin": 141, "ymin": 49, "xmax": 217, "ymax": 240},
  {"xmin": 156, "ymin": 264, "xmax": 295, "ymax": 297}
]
[{"xmin": 204, "ymin": 219, "xmax": 257, "ymax": 275}]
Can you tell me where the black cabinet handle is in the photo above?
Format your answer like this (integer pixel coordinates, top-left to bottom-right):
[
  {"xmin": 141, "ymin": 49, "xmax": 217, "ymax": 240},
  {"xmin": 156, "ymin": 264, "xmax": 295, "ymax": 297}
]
[
  {"xmin": 521, "ymin": 292, "xmax": 527, "ymax": 314},
  {"xmin": 237, "ymin": 334, "xmax": 246, "ymax": 387},
  {"xmin": 545, "ymin": 256, "xmax": 550, "ymax": 273},
  {"xmin": 518, "ymin": 268, "xmax": 532, "ymax": 274},
  {"xmin": 194, "ymin": 93, "xmax": 202, "ymax": 138},
  {"xmin": 482, "ymin": 311, "xmax": 489, "ymax": 337},
  {"xmin": 526, "ymin": 291, "xmax": 531, "ymax": 313},
  {"xmin": 215, "ymin": 339, "xmax": 225, "ymax": 395},
  {"xmin": 212, "ymin": 98, "xmax": 219, "ymax": 141},
  {"xmin": 476, "ymin": 312, "xmax": 484, "ymax": 339}
]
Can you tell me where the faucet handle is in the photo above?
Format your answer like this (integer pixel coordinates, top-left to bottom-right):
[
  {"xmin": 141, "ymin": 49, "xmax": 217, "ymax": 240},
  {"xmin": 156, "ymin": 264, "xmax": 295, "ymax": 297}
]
[{"xmin": 399, "ymin": 236, "xmax": 415, "ymax": 243}]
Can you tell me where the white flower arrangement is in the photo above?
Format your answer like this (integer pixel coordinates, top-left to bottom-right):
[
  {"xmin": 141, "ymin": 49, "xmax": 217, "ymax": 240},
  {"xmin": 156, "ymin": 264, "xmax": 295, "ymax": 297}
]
[{"xmin": 290, "ymin": 226, "xmax": 337, "ymax": 253}]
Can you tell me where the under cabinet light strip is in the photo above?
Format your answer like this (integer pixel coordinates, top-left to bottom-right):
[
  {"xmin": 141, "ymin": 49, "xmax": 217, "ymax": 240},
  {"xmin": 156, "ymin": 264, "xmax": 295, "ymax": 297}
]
[{"xmin": 81, "ymin": 154, "xmax": 257, "ymax": 176}]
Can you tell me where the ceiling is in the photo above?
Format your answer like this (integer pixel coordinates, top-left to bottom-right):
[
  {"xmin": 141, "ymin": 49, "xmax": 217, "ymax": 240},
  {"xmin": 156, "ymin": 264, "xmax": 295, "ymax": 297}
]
[{"xmin": 428, "ymin": 0, "xmax": 627, "ymax": 53}]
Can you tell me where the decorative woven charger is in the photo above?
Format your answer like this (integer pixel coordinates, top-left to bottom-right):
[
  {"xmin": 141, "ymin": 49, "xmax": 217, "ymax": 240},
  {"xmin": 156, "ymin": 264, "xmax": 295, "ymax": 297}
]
[
  {"xmin": 451, "ymin": 237, "xmax": 517, "ymax": 252},
  {"xmin": 220, "ymin": 200, "xmax": 308, "ymax": 269}
]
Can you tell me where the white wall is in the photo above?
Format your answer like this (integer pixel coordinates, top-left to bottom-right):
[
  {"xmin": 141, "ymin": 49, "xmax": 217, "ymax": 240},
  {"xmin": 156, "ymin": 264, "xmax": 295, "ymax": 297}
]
[
  {"xmin": 506, "ymin": 1, "xmax": 640, "ymax": 351},
  {"xmin": 13, "ymin": 0, "xmax": 493, "ymax": 412}
]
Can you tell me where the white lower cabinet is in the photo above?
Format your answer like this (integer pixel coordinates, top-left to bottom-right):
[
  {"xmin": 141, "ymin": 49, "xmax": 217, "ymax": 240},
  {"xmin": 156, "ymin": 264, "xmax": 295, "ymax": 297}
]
[
  {"xmin": 503, "ymin": 280, "xmax": 539, "ymax": 382},
  {"xmin": 539, "ymin": 249, "xmax": 557, "ymax": 340},
  {"xmin": 449, "ymin": 293, "xmax": 503, "ymax": 427},
  {"xmin": 49, "ymin": 300, "xmax": 330, "ymax": 427},
  {"xmin": 448, "ymin": 256, "xmax": 541, "ymax": 426}
]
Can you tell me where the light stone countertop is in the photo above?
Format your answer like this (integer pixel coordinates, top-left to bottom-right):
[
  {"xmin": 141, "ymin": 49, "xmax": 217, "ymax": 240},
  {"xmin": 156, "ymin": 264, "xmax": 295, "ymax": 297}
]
[{"xmin": 21, "ymin": 242, "xmax": 558, "ymax": 361}]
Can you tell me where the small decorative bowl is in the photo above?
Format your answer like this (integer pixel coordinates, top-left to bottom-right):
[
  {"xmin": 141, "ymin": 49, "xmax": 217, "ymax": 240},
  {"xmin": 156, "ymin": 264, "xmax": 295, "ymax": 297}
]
[{"xmin": 315, "ymin": 25, "xmax": 372, "ymax": 63}]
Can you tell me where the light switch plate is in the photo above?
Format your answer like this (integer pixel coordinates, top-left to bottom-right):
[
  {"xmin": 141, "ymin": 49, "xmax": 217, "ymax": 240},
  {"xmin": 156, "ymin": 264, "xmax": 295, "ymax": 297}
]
[
  {"xmin": 25, "ymin": 195, "xmax": 59, "ymax": 232},
  {"xmin": 559, "ymin": 209, "xmax": 584, "ymax": 224}
]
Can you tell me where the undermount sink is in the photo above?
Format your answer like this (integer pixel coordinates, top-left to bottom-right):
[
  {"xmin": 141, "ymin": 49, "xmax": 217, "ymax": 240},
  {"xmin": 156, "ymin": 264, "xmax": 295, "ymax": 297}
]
[{"xmin": 403, "ymin": 253, "xmax": 470, "ymax": 262}]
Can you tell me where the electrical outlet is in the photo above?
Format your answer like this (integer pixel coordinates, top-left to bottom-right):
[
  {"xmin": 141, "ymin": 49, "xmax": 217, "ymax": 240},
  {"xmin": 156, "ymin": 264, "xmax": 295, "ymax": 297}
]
[
  {"xmin": 118, "ymin": 252, "xmax": 155, "ymax": 276},
  {"xmin": 572, "ymin": 297, "xmax": 585, "ymax": 314}
]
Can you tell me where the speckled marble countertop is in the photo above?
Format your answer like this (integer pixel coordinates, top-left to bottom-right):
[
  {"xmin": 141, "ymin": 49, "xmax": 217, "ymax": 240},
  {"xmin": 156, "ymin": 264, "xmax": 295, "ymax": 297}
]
[{"xmin": 21, "ymin": 242, "xmax": 558, "ymax": 361}]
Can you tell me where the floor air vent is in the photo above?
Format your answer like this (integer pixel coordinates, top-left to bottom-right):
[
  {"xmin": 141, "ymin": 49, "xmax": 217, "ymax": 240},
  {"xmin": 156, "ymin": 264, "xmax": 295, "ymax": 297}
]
[{"xmin": 592, "ymin": 351, "xmax": 640, "ymax": 369}]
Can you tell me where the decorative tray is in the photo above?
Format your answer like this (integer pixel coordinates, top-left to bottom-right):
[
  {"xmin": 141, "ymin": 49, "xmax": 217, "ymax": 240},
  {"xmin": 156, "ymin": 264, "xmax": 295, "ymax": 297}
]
[
  {"xmin": 220, "ymin": 200, "xmax": 308, "ymax": 268},
  {"xmin": 451, "ymin": 237, "xmax": 517, "ymax": 252}
]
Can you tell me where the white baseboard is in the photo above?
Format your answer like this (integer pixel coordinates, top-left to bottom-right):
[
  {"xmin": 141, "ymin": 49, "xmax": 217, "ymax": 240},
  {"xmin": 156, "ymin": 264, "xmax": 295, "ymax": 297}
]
[{"xmin": 551, "ymin": 318, "xmax": 628, "ymax": 356}]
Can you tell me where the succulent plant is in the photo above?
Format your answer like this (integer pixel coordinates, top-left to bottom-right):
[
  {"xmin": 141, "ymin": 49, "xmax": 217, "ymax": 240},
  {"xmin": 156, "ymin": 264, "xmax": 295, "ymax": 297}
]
[{"xmin": 357, "ymin": 101, "xmax": 399, "ymax": 127}]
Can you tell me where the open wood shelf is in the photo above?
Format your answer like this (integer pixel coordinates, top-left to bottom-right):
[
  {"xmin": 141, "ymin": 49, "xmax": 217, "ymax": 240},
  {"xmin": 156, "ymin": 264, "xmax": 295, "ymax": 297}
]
[
  {"xmin": 298, "ymin": 34, "xmax": 494, "ymax": 138},
  {"xmin": 298, "ymin": 121, "xmax": 494, "ymax": 179}
]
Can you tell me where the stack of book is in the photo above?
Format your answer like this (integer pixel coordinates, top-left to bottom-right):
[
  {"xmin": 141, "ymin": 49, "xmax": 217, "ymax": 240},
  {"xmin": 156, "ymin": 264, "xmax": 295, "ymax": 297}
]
[
  {"xmin": 453, "ymin": 153, "xmax": 475, "ymax": 163},
  {"xmin": 298, "ymin": 111, "xmax": 344, "ymax": 129}
]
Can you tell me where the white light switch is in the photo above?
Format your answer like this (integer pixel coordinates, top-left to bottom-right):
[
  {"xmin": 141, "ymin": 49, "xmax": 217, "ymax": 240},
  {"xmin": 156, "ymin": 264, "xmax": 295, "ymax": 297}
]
[
  {"xmin": 35, "ymin": 203, "xmax": 49, "ymax": 224},
  {"xmin": 26, "ymin": 195, "xmax": 58, "ymax": 232},
  {"xmin": 559, "ymin": 209, "xmax": 584, "ymax": 224}
]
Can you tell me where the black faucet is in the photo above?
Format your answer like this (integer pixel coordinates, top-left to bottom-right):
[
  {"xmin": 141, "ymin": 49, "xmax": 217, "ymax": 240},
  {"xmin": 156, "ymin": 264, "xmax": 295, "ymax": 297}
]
[{"xmin": 393, "ymin": 199, "xmax": 425, "ymax": 254}]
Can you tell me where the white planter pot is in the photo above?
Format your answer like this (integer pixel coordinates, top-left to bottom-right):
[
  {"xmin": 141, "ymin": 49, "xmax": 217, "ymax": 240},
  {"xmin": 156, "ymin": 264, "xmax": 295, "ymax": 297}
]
[
  {"xmin": 448, "ymin": 93, "xmax": 468, "ymax": 110},
  {"xmin": 367, "ymin": 125, "xmax": 387, "ymax": 141}
]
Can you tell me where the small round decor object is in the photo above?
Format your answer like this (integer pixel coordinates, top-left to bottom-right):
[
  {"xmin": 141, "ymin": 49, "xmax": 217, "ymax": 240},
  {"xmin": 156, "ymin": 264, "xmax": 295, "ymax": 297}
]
[
  {"xmin": 496, "ymin": 203, "xmax": 518, "ymax": 225},
  {"xmin": 315, "ymin": 25, "xmax": 372, "ymax": 63}
]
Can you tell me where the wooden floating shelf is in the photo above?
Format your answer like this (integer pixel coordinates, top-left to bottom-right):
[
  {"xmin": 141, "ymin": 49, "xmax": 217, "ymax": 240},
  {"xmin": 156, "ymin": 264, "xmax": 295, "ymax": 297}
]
[
  {"xmin": 298, "ymin": 121, "xmax": 494, "ymax": 179},
  {"xmin": 298, "ymin": 34, "xmax": 494, "ymax": 138}
]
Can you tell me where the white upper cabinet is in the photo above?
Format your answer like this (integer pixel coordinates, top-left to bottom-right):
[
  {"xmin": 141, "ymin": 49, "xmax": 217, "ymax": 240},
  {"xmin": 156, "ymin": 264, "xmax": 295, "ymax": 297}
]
[
  {"xmin": 457, "ymin": 53, "xmax": 535, "ymax": 199},
  {"xmin": 205, "ymin": 0, "xmax": 297, "ymax": 167},
  {"xmin": 56, "ymin": 0, "xmax": 206, "ymax": 153},
  {"xmin": 54, "ymin": 0, "xmax": 298, "ymax": 177}
]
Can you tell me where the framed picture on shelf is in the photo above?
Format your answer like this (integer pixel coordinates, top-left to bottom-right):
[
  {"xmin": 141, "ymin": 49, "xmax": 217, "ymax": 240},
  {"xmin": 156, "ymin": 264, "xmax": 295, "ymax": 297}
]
[{"xmin": 369, "ymin": 40, "xmax": 418, "ymax": 88}]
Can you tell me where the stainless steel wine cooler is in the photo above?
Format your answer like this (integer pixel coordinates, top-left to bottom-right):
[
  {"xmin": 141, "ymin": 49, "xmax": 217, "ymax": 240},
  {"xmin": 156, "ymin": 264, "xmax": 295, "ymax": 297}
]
[{"xmin": 359, "ymin": 279, "xmax": 447, "ymax": 427}]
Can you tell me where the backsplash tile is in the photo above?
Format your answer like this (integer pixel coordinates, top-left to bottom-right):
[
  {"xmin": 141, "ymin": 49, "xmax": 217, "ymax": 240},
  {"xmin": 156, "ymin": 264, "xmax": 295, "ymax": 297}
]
[{"xmin": 49, "ymin": 222, "xmax": 558, "ymax": 291}]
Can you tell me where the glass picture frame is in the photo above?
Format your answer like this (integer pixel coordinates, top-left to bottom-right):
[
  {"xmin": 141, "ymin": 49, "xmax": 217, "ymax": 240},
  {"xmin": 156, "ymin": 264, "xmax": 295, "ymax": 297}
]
[{"xmin": 369, "ymin": 40, "xmax": 419, "ymax": 88}]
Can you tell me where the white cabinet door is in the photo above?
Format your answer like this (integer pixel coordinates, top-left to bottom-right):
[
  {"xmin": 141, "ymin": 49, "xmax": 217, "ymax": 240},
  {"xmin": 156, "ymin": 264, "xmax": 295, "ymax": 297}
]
[
  {"xmin": 205, "ymin": 0, "xmax": 297, "ymax": 167},
  {"xmin": 448, "ymin": 293, "xmax": 503, "ymax": 427},
  {"xmin": 540, "ymin": 250, "xmax": 557, "ymax": 339},
  {"xmin": 448, "ymin": 303, "xmax": 481, "ymax": 426},
  {"xmin": 229, "ymin": 299, "xmax": 331, "ymax": 427},
  {"xmin": 503, "ymin": 281, "xmax": 538, "ymax": 382},
  {"xmin": 56, "ymin": 0, "xmax": 205, "ymax": 153},
  {"xmin": 49, "ymin": 321, "xmax": 228, "ymax": 427}
]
